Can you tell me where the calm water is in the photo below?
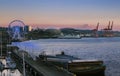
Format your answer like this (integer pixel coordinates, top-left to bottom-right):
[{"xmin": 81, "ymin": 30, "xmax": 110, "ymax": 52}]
[{"xmin": 13, "ymin": 37, "xmax": 120, "ymax": 76}]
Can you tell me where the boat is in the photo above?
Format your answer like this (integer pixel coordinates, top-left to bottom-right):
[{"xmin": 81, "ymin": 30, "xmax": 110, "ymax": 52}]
[
  {"xmin": 38, "ymin": 51, "xmax": 106, "ymax": 76},
  {"xmin": 0, "ymin": 61, "xmax": 5, "ymax": 71},
  {"xmin": 6, "ymin": 56, "xmax": 16, "ymax": 69}
]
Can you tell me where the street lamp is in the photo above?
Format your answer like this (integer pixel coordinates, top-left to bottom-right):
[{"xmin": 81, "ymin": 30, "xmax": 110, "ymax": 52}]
[{"xmin": 22, "ymin": 52, "xmax": 26, "ymax": 76}]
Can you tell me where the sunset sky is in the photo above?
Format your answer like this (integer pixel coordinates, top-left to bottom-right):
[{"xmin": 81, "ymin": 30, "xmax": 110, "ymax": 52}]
[{"xmin": 0, "ymin": 0, "xmax": 120, "ymax": 30}]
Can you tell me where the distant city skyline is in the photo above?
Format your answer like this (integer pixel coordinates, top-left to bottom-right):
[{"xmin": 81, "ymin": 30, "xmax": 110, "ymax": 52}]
[{"xmin": 0, "ymin": 0, "xmax": 120, "ymax": 30}]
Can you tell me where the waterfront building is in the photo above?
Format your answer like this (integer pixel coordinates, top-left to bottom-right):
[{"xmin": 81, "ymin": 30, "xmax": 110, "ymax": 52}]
[{"xmin": 24, "ymin": 25, "xmax": 32, "ymax": 33}]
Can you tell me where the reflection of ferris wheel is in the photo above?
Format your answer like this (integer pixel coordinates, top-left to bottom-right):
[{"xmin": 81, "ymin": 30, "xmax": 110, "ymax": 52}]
[{"xmin": 8, "ymin": 20, "xmax": 25, "ymax": 40}]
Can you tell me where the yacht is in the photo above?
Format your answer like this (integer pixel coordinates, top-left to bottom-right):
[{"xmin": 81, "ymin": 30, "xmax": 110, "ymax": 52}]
[{"xmin": 38, "ymin": 51, "xmax": 105, "ymax": 76}]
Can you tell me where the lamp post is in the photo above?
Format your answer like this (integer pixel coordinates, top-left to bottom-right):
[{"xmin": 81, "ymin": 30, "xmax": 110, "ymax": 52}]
[
  {"xmin": 22, "ymin": 47, "xmax": 26, "ymax": 76},
  {"xmin": 23, "ymin": 52, "xmax": 26, "ymax": 76},
  {"xmin": 19, "ymin": 44, "xmax": 26, "ymax": 76}
]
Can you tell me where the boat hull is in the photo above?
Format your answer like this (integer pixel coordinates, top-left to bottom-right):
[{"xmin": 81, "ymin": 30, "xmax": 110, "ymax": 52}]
[
  {"xmin": 69, "ymin": 65, "xmax": 105, "ymax": 76},
  {"xmin": 38, "ymin": 54, "xmax": 106, "ymax": 76},
  {"xmin": 46, "ymin": 60, "xmax": 105, "ymax": 76}
]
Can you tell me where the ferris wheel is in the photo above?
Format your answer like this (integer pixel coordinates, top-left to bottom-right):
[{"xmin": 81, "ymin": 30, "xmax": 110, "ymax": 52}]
[{"xmin": 8, "ymin": 20, "xmax": 26, "ymax": 40}]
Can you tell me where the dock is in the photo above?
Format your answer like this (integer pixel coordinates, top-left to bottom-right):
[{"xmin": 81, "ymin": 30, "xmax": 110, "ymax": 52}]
[{"xmin": 11, "ymin": 49, "xmax": 74, "ymax": 76}]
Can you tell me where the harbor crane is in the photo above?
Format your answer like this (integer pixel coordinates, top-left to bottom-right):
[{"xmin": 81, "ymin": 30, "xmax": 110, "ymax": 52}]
[
  {"xmin": 102, "ymin": 21, "xmax": 113, "ymax": 37},
  {"xmin": 92, "ymin": 22, "xmax": 99, "ymax": 37}
]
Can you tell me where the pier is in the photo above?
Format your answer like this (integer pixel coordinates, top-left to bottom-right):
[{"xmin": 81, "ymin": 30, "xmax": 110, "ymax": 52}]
[{"xmin": 10, "ymin": 47, "xmax": 74, "ymax": 76}]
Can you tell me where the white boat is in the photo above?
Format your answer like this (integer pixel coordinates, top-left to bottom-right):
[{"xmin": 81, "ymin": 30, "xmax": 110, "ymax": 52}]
[
  {"xmin": 6, "ymin": 56, "xmax": 16, "ymax": 69},
  {"xmin": 0, "ymin": 61, "xmax": 5, "ymax": 71}
]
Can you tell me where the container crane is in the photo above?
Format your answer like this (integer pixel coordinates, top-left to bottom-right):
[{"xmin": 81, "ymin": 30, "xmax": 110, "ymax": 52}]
[
  {"xmin": 92, "ymin": 22, "xmax": 99, "ymax": 37},
  {"xmin": 103, "ymin": 21, "xmax": 113, "ymax": 37}
]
